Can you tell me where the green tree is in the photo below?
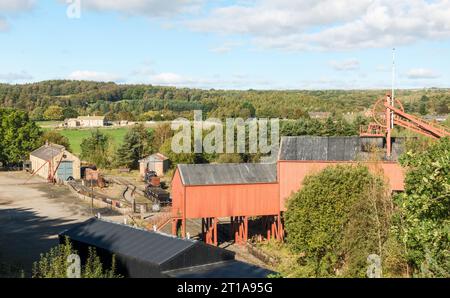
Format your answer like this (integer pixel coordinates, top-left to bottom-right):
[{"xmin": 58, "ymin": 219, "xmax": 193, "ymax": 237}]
[
  {"xmin": 43, "ymin": 105, "xmax": 64, "ymax": 120},
  {"xmin": 0, "ymin": 108, "xmax": 42, "ymax": 165},
  {"xmin": 32, "ymin": 237, "xmax": 121, "ymax": 278},
  {"xmin": 116, "ymin": 124, "xmax": 153, "ymax": 168},
  {"xmin": 284, "ymin": 165, "xmax": 391, "ymax": 277},
  {"xmin": 62, "ymin": 107, "xmax": 79, "ymax": 119},
  {"xmin": 80, "ymin": 130, "xmax": 111, "ymax": 168},
  {"xmin": 396, "ymin": 138, "xmax": 450, "ymax": 277},
  {"xmin": 40, "ymin": 130, "xmax": 71, "ymax": 150},
  {"xmin": 159, "ymin": 138, "xmax": 196, "ymax": 165},
  {"xmin": 30, "ymin": 107, "xmax": 45, "ymax": 121},
  {"xmin": 419, "ymin": 102, "xmax": 428, "ymax": 116},
  {"xmin": 153, "ymin": 123, "xmax": 173, "ymax": 151}
]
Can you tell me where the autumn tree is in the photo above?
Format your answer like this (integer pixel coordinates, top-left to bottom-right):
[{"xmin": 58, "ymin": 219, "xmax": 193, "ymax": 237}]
[
  {"xmin": 43, "ymin": 105, "xmax": 64, "ymax": 120},
  {"xmin": 40, "ymin": 130, "xmax": 71, "ymax": 150}
]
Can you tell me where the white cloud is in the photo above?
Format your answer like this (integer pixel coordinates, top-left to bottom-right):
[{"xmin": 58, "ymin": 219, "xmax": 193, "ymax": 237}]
[
  {"xmin": 330, "ymin": 59, "xmax": 360, "ymax": 71},
  {"xmin": 187, "ymin": 0, "xmax": 450, "ymax": 51},
  {"xmin": 80, "ymin": 0, "xmax": 203, "ymax": 17},
  {"xmin": 150, "ymin": 72, "xmax": 188, "ymax": 85},
  {"xmin": 210, "ymin": 41, "xmax": 242, "ymax": 54},
  {"xmin": 148, "ymin": 72, "xmax": 273, "ymax": 89},
  {"xmin": 0, "ymin": 0, "xmax": 35, "ymax": 31},
  {"xmin": 67, "ymin": 70, "xmax": 123, "ymax": 82},
  {"xmin": 0, "ymin": 0, "xmax": 35, "ymax": 11},
  {"xmin": 0, "ymin": 70, "xmax": 33, "ymax": 82},
  {"xmin": 406, "ymin": 68, "xmax": 440, "ymax": 79}
]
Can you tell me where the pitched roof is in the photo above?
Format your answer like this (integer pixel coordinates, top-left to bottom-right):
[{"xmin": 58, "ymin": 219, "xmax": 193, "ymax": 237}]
[
  {"xmin": 77, "ymin": 116, "xmax": 105, "ymax": 120},
  {"xmin": 30, "ymin": 143, "xmax": 65, "ymax": 161},
  {"xmin": 177, "ymin": 163, "xmax": 277, "ymax": 186},
  {"xmin": 139, "ymin": 153, "xmax": 168, "ymax": 163},
  {"xmin": 59, "ymin": 218, "xmax": 195, "ymax": 265},
  {"xmin": 279, "ymin": 136, "xmax": 361, "ymax": 161},
  {"xmin": 278, "ymin": 136, "xmax": 405, "ymax": 161}
]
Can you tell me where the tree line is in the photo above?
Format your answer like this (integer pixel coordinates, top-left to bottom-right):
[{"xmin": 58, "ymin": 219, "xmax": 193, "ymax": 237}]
[{"xmin": 1, "ymin": 81, "xmax": 449, "ymax": 122}]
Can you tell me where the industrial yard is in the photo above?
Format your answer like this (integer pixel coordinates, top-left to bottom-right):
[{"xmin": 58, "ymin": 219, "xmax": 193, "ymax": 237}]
[
  {"xmin": 1, "ymin": 1, "xmax": 450, "ymax": 284},
  {"xmin": 0, "ymin": 172, "xmax": 98, "ymax": 275}
]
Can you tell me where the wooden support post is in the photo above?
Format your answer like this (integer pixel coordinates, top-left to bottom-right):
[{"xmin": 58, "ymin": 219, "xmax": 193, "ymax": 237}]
[
  {"xmin": 277, "ymin": 213, "xmax": 283, "ymax": 241},
  {"xmin": 214, "ymin": 217, "xmax": 218, "ymax": 246},
  {"xmin": 201, "ymin": 218, "xmax": 205, "ymax": 241},
  {"xmin": 234, "ymin": 217, "xmax": 240, "ymax": 244},
  {"xmin": 271, "ymin": 220, "xmax": 276, "ymax": 241},
  {"xmin": 171, "ymin": 218, "xmax": 177, "ymax": 236},
  {"xmin": 182, "ymin": 218, "xmax": 186, "ymax": 238},
  {"xmin": 244, "ymin": 216, "xmax": 248, "ymax": 243}
]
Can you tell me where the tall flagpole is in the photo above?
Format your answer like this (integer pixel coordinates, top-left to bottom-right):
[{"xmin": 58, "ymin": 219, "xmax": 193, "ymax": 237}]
[{"xmin": 391, "ymin": 48, "xmax": 395, "ymax": 129}]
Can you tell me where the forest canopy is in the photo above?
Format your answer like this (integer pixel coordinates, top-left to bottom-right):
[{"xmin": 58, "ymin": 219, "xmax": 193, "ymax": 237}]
[{"xmin": 1, "ymin": 80, "xmax": 449, "ymax": 121}]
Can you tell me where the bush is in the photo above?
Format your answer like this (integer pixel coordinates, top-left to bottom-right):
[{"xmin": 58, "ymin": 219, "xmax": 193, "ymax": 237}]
[
  {"xmin": 396, "ymin": 137, "xmax": 450, "ymax": 277},
  {"xmin": 32, "ymin": 237, "xmax": 121, "ymax": 278},
  {"xmin": 284, "ymin": 165, "xmax": 392, "ymax": 277}
]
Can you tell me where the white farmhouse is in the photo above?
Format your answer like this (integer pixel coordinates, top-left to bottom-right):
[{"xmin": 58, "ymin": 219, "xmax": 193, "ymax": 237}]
[{"xmin": 65, "ymin": 115, "xmax": 105, "ymax": 127}]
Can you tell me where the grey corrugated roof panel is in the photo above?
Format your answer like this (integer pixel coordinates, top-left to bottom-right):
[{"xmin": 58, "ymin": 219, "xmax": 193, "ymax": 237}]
[
  {"xmin": 280, "ymin": 136, "xmax": 407, "ymax": 161},
  {"xmin": 59, "ymin": 218, "xmax": 195, "ymax": 266},
  {"xmin": 163, "ymin": 260, "xmax": 275, "ymax": 278},
  {"xmin": 279, "ymin": 136, "xmax": 384, "ymax": 161},
  {"xmin": 30, "ymin": 143, "xmax": 65, "ymax": 161},
  {"xmin": 178, "ymin": 163, "xmax": 277, "ymax": 186}
]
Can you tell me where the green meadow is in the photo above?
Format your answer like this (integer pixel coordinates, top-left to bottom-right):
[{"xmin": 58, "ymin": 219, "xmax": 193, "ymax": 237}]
[{"xmin": 43, "ymin": 127, "xmax": 130, "ymax": 156}]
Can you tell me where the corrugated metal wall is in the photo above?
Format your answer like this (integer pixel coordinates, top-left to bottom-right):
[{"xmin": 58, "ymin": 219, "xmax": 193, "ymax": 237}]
[
  {"xmin": 278, "ymin": 161, "xmax": 405, "ymax": 211},
  {"xmin": 171, "ymin": 169, "xmax": 280, "ymax": 219}
]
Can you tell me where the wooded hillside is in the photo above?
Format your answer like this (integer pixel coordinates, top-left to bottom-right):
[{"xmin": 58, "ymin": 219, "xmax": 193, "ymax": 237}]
[{"xmin": 1, "ymin": 81, "xmax": 448, "ymax": 121}]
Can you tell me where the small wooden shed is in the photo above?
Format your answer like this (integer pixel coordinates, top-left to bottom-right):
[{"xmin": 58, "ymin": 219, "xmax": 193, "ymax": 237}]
[
  {"xmin": 30, "ymin": 143, "xmax": 81, "ymax": 181},
  {"xmin": 139, "ymin": 153, "xmax": 169, "ymax": 177}
]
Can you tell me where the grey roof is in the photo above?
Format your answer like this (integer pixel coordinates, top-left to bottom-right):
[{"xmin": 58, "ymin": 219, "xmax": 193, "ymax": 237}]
[
  {"xmin": 178, "ymin": 163, "xmax": 277, "ymax": 186},
  {"xmin": 30, "ymin": 143, "xmax": 65, "ymax": 161},
  {"xmin": 60, "ymin": 218, "xmax": 195, "ymax": 265},
  {"xmin": 279, "ymin": 136, "xmax": 362, "ymax": 161},
  {"xmin": 164, "ymin": 260, "xmax": 275, "ymax": 278},
  {"xmin": 279, "ymin": 136, "xmax": 405, "ymax": 161},
  {"xmin": 139, "ymin": 153, "xmax": 168, "ymax": 163}
]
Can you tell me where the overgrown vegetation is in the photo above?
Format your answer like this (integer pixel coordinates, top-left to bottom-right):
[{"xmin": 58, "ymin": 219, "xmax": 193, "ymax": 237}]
[
  {"xmin": 394, "ymin": 137, "xmax": 450, "ymax": 277},
  {"xmin": 264, "ymin": 138, "xmax": 449, "ymax": 278},
  {"xmin": 284, "ymin": 165, "xmax": 394, "ymax": 277},
  {"xmin": 32, "ymin": 238, "xmax": 121, "ymax": 278}
]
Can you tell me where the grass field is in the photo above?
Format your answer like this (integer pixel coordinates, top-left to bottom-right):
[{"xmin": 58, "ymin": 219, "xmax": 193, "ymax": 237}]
[{"xmin": 48, "ymin": 127, "xmax": 130, "ymax": 156}]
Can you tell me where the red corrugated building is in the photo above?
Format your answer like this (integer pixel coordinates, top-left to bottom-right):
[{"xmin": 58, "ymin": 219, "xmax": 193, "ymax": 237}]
[
  {"xmin": 171, "ymin": 163, "xmax": 283, "ymax": 245},
  {"xmin": 171, "ymin": 136, "xmax": 406, "ymax": 245}
]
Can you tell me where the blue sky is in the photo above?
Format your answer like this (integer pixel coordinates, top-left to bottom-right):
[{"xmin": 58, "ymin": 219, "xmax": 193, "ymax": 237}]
[{"xmin": 1, "ymin": 0, "xmax": 450, "ymax": 90}]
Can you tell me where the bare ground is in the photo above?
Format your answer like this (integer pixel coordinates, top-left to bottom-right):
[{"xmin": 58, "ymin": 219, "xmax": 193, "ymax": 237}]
[{"xmin": 0, "ymin": 171, "xmax": 122, "ymax": 276}]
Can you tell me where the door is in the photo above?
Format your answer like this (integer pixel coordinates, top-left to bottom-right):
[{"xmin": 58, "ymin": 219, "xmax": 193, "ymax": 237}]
[{"xmin": 57, "ymin": 161, "xmax": 73, "ymax": 181}]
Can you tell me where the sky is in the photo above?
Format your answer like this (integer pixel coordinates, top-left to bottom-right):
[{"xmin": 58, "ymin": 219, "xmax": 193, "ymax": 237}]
[{"xmin": 0, "ymin": 0, "xmax": 450, "ymax": 90}]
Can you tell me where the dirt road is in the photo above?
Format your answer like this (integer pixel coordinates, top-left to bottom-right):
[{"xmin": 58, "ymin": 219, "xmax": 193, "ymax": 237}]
[{"xmin": 0, "ymin": 171, "xmax": 118, "ymax": 276}]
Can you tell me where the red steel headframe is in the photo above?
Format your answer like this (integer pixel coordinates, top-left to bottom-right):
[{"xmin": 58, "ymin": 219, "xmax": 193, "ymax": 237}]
[{"xmin": 361, "ymin": 93, "xmax": 450, "ymax": 157}]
